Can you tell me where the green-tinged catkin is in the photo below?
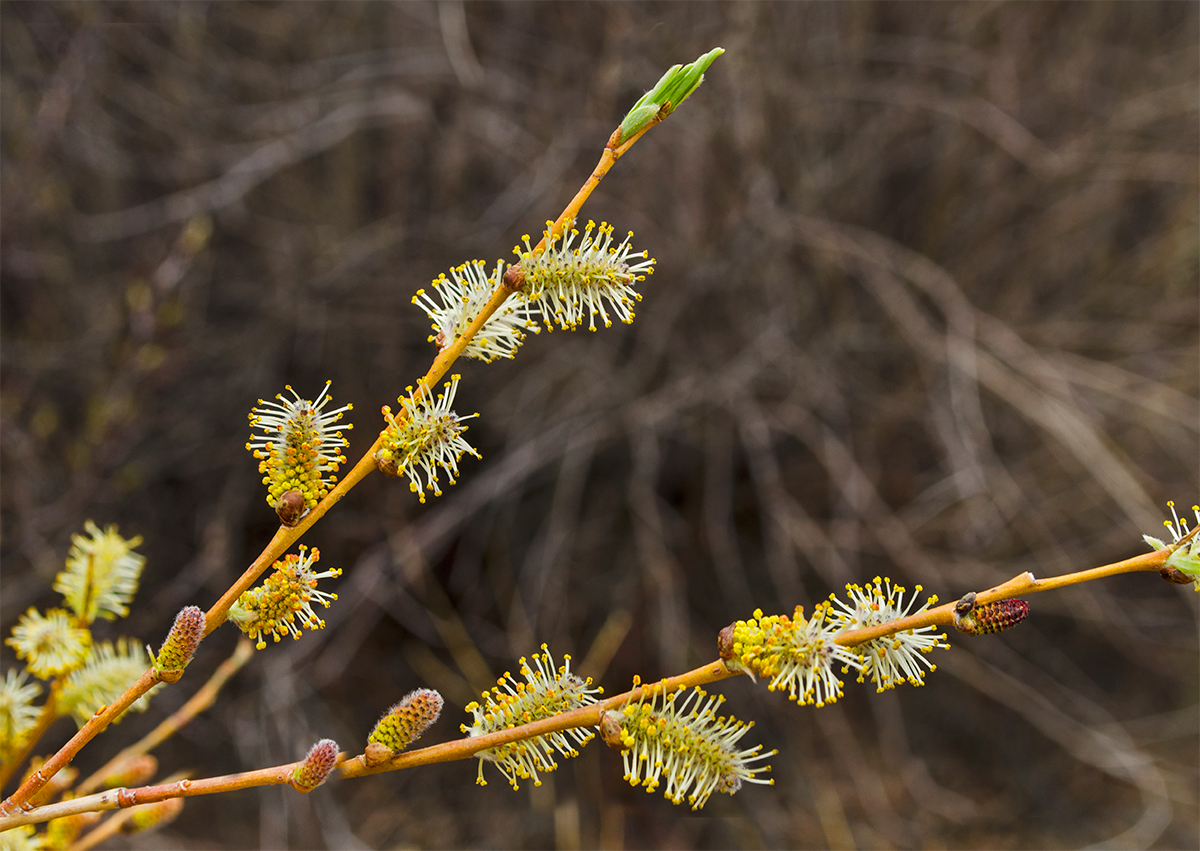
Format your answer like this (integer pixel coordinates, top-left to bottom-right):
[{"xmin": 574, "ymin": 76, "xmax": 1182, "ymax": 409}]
[
  {"xmin": 0, "ymin": 668, "xmax": 41, "ymax": 764},
  {"xmin": 412, "ymin": 259, "xmax": 540, "ymax": 361},
  {"xmin": 722, "ymin": 604, "xmax": 857, "ymax": 707},
  {"xmin": 829, "ymin": 577, "xmax": 949, "ymax": 692},
  {"xmin": 54, "ymin": 521, "xmax": 145, "ymax": 624},
  {"xmin": 512, "ymin": 219, "xmax": 655, "ymax": 332},
  {"xmin": 375, "ymin": 375, "xmax": 479, "ymax": 502},
  {"xmin": 368, "ymin": 689, "xmax": 444, "ymax": 754},
  {"xmin": 99, "ymin": 755, "xmax": 158, "ymax": 789},
  {"xmin": 45, "ymin": 812, "xmax": 100, "ymax": 850},
  {"xmin": 463, "ymin": 647, "xmax": 601, "ymax": 790},
  {"xmin": 246, "ymin": 382, "xmax": 352, "ymax": 517},
  {"xmin": 606, "ymin": 679, "xmax": 774, "ymax": 810},
  {"xmin": 124, "ymin": 798, "xmax": 183, "ymax": 834},
  {"xmin": 6, "ymin": 609, "xmax": 92, "ymax": 679},
  {"xmin": 58, "ymin": 639, "xmax": 160, "ymax": 726},
  {"xmin": 0, "ymin": 824, "xmax": 47, "ymax": 851}
]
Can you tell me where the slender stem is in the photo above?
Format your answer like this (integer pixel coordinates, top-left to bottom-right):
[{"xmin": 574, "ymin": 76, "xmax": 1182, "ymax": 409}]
[
  {"xmin": 528, "ymin": 121, "xmax": 652, "ymax": 257},
  {"xmin": 833, "ymin": 547, "xmax": 1169, "ymax": 647},
  {"xmin": 0, "ymin": 662, "xmax": 729, "ymax": 830},
  {"xmin": 0, "ymin": 669, "xmax": 162, "ymax": 817},
  {"xmin": 0, "ymin": 766, "xmax": 288, "ymax": 830},
  {"xmin": 0, "ymin": 681, "xmax": 62, "ymax": 792},
  {"xmin": 75, "ymin": 639, "xmax": 254, "ymax": 797},
  {"xmin": 68, "ymin": 772, "xmax": 190, "ymax": 851}
]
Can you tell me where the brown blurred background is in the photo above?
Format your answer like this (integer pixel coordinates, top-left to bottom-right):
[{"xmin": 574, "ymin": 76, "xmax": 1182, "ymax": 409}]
[{"xmin": 2, "ymin": 2, "xmax": 1197, "ymax": 849}]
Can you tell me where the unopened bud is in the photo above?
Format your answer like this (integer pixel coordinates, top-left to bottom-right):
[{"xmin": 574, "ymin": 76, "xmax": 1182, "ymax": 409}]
[
  {"xmin": 275, "ymin": 489, "xmax": 307, "ymax": 527},
  {"xmin": 368, "ymin": 688, "xmax": 443, "ymax": 753},
  {"xmin": 615, "ymin": 47, "xmax": 725, "ymax": 145},
  {"xmin": 152, "ymin": 606, "xmax": 204, "ymax": 680},
  {"xmin": 101, "ymin": 754, "xmax": 158, "ymax": 789},
  {"xmin": 954, "ymin": 598, "xmax": 1028, "ymax": 635},
  {"xmin": 364, "ymin": 741, "xmax": 394, "ymax": 767},
  {"xmin": 290, "ymin": 738, "xmax": 340, "ymax": 792},
  {"xmin": 123, "ymin": 797, "xmax": 183, "ymax": 834}
]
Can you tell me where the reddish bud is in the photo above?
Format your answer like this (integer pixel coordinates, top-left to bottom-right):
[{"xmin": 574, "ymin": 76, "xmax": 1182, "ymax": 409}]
[
  {"xmin": 291, "ymin": 738, "xmax": 340, "ymax": 792},
  {"xmin": 502, "ymin": 263, "xmax": 526, "ymax": 291},
  {"xmin": 598, "ymin": 709, "xmax": 627, "ymax": 751},
  {"xmin": 717, "ymin": 624, "xmax": 737, "ymax": 661},
  {"xmin": 374, "ymin": 448, "xmax": 402, "ymax": 478},
  {"xmin": 1160, "ymin": 565, "xmax": 1193, "ymax": 585},
  {"xmin": 46, "ymin": 811, "xmax": 100, "ymax": 847}
]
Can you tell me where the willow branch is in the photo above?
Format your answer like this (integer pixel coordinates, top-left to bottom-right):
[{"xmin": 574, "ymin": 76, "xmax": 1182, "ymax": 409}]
[
  {"xmin": 341, "ymin": 659, "xmax": 734, "ymax": 779},
  {"xmin": 0, "ymin": 114, "xmax": 660, "ymax": 817},
  {"xmin": 1, "ymin": 538, "xmax": 1190, "ymax": 829}
]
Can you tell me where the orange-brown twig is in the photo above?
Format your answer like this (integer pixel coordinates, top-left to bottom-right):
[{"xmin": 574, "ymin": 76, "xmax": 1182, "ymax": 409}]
[
  {"xmin": 0, "ymin": 682, "xmax": 62, "ymax": 793},
  {"xmin": 833, "ymin": 546, "xmax": 1172, "ymax": 647}
]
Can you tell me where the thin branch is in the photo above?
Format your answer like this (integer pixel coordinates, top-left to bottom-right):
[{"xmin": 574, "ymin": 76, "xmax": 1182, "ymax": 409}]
[
  {"xmin": 75, "ymin": 639, "xmax": 254, "ymax": 797},
  {"xmin": 0, "ymin": 669, "xmax": 162, "ymax": 817},
  {"xmin": 833, "ymin": 547, "xmax": 1171, "ymax": 647},
  {"xmin": 68, "ymin": 772, "xmax": 190, "ymax": 851},
  {"xmin": 0, "ymin": 681, "xmax": 62, "ymax": 792}
]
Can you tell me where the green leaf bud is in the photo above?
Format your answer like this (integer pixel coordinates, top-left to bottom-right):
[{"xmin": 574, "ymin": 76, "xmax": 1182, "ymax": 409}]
[{"xmin": 616, "ymin": 47, "xmax": 724, "ymax": 144}]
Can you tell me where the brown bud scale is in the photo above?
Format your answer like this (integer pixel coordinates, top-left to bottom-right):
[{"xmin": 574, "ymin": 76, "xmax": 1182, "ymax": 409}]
[
  {"xmin": 1160, "ymin": 566, "xmax": 1193, "ymax": 585},
  {"xmin": 717, "ymin": 624, "xmax": 736, "ymax": 661},
  {"xmin": 598, "ymin": 710, "xmax": 627, "ymax": 751},
  {"xmin": 502, "ymin": 264, "xmax": 526, "ymax": 291},
  {"xmin": 275, "ymin": 489, "xmax": 307, "ymax": 527},
  {"xmin": 364, "ymin": 741, "xmax": 394, "ymax": 767},
  {"xmin": 374, "ymin": 450, "xmax": 401, "ymax": 478}
]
